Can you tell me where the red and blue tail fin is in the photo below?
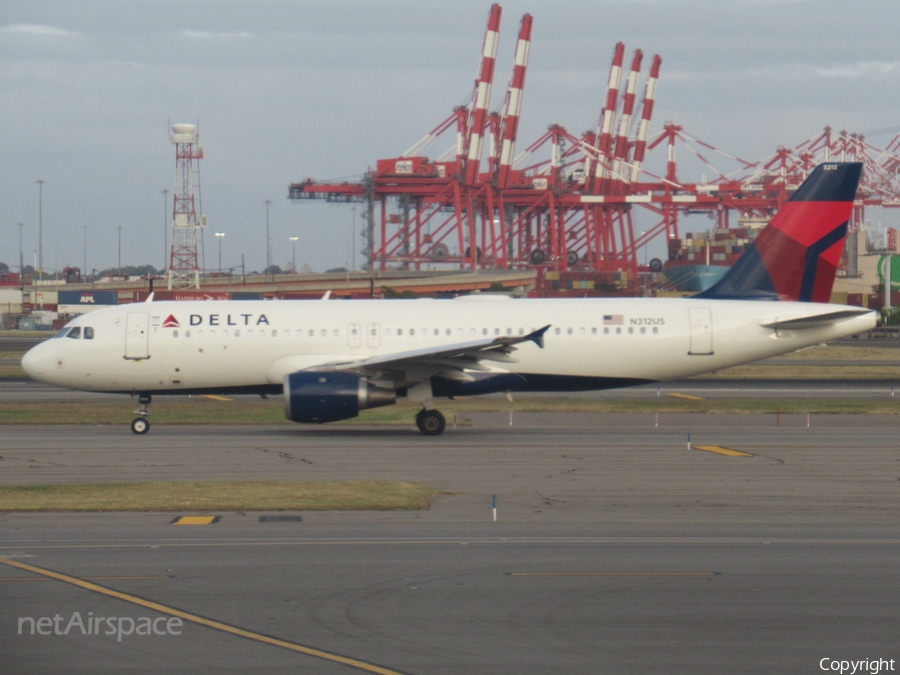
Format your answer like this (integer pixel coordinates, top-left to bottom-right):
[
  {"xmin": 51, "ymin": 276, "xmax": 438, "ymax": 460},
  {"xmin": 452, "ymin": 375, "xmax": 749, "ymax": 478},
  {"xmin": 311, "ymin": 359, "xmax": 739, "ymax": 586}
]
[{"xmin": 695, "ymin": 162, "xmax": 862, "ymax": 302}]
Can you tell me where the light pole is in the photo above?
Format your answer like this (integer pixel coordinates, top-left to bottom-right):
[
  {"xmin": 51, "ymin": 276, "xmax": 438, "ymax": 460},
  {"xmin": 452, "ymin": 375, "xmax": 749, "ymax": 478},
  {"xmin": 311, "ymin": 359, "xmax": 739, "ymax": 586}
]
[
  {"xmin": 264, "ymin": 199, "xmax": 272, "ymax": 280},
  {"xmin": 162, "ymin": 188, "xmax": 169, "ymax": 273},
  {"xmin": 82, "ymin": 225, "xmax": 88, "ymax": 276},
  {"xmin": 289, "ymin": 236, "xmax": 299, "ymax": 272},
  {"xmin": 18, "ymin": 223, "xmax": 25, "ymax": 286},
  {"xmin": 351, "ymin": 206, "xmax": 357, "ymax": 272},
  {"xmin": 116, "ymin": 226, "xmax": 123, "ymax": 270},
  {"xmin": 36, "ymin": 179, "xmax": 45, "ymax": 280},
  {"xmin": 215, "ymin": 232, "xmax": 225, "ymax": 273}
]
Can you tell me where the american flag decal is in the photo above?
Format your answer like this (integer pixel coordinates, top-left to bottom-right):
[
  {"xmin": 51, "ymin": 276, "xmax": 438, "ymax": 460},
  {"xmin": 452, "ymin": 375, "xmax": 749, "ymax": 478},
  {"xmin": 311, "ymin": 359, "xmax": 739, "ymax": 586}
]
[{"xmin": 603, "ymin": 314, "xmax": 624, "ymax": 326}]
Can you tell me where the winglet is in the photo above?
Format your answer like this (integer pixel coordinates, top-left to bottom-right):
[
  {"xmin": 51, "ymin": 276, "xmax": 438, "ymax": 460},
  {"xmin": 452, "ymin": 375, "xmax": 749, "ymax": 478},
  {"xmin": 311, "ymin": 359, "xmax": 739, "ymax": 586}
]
[
  {"xmin": 321, "ymin": 291, "xmax": 332, "ymax": 300},
  {"xmin": 145, "ymin": 292, "xmax": 155, "ymax": 303},
  {"xmin": 528, "ymin": 325, "xmax": 551, "ymax": 349}
]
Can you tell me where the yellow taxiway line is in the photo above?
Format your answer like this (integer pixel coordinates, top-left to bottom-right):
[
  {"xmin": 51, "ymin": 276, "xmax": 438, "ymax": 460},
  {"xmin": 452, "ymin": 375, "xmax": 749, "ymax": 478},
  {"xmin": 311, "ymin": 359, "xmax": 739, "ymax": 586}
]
[
  {"xmin": 692, "ymin": 445, "xmax": 753, "ymax": 458},
  {"xmin": 666, "ymin": 392, "xmax": 706, "ymax": 401},
  {"xmin": 171, "ymin": 516, "xmax": 219, "ymax": 525},
  {"xmin": 0, "ymin": 557, "xmax": 407, "ymax": 675}
]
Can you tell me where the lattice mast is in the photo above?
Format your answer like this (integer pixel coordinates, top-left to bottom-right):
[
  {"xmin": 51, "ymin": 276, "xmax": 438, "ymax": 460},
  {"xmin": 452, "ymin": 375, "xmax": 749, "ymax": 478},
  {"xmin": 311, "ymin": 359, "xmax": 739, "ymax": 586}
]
[{"xmin": 168, "ymin": 123, "xmax": 206, "ymax": 290}]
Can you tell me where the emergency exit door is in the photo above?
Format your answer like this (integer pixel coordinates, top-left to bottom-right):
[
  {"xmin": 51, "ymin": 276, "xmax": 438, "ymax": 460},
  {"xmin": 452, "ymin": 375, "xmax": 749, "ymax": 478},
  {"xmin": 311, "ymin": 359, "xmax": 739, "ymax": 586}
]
[
  {"xmin": 688, "ymin": 307, "xmax": 713, "ymax": 355},
  {"xmin": 125, "ymin": 312, "xmax": 150, "ymax": 360}
]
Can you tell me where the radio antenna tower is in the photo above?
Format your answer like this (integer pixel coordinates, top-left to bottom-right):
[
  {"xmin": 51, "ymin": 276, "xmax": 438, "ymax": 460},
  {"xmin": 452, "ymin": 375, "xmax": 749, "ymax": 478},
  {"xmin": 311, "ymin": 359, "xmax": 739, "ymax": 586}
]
[{"xmin": 167, "ymin": 123, "xmax": 206, "ymax": 289}]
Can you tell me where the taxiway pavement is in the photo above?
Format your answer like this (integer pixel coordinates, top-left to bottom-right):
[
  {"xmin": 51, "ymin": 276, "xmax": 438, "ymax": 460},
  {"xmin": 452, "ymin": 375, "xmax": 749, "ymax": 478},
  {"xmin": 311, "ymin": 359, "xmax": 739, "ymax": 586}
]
[{"xmin": 1, "ymin": 415, "xmax": 899, "ymax": 673}]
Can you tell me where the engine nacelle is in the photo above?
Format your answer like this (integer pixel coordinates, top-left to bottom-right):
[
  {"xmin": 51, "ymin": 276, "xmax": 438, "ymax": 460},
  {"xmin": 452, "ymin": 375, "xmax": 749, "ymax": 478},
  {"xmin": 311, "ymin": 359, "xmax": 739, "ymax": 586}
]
[{"xmin": 283, "ymin": 372, "xmax": 396, "ymax": 423}]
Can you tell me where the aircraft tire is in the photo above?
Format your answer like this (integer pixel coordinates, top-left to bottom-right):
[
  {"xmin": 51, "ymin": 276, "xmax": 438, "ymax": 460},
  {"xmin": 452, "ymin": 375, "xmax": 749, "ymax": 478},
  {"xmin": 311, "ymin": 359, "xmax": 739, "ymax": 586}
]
[
  {"xmin": 131, "ymin": 418, "xmax": 150, "ymax": 435},
  {"xmin": 416, "ymin": 409, "xmax": 446, "ymax": 436}
]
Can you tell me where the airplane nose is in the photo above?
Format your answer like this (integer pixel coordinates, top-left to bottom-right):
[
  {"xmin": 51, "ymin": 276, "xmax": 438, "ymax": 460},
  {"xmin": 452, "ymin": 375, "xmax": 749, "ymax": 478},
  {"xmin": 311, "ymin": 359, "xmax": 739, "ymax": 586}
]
[{"xmin": 21, "ymin": 344, "xmax": 45, "ymax": 380}]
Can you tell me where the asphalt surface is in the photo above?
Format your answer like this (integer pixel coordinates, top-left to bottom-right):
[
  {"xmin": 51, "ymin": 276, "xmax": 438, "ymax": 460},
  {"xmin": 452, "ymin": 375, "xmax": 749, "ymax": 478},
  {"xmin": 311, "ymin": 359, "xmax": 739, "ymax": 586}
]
[{"xmin": 1, "ymin": 417, "xmax": 899, "ymax": 673}]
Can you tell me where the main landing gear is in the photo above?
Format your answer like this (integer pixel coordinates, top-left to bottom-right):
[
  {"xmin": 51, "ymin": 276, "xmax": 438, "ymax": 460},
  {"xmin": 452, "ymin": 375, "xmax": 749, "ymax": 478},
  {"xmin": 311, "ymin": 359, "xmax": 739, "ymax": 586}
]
[
  {"xmin": 131, "ymin": 394, "xmax": 151, "ymax": 435},
  {"xmin": 415, "ymin": 408, "xmax": 446, "ymax": 436}
]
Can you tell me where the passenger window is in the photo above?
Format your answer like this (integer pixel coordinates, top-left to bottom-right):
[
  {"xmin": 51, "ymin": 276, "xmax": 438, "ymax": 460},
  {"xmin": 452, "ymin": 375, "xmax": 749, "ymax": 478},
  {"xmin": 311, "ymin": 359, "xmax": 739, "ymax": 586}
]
[
  {"xmin": 592, "ymin": 327, "xmax": 597, "ymax": 335},
  {"xmin": 332, "ymin": 329, "xmax": 338, "ymax": 337},
  {"xmin": 506, "ymin": 328, "xmax": 512, "ymax": 336},
  {"xmin": 321, "ymin": 329, "xmax": 327, "ymax": 337},
  {"xmin": 66, "ymin": 327, "xmax": 81, "ymax": 339},
  {"xmin": 567, "ymin": 327, "xmax": 572, "ymax": 335},
  {"xmin": 385, "ymin": 328, "xmax": 392, "ymax": 337},
  {"xmin": 640, "ymin": 327, "xmax": 646, "ymax": 334},
  {"xmin": 518, "ymin": 328, "xmax": 524, "ymax": 336},
  {"xmin": 410, "ymin": 329, "xmax": 415, "ymax": 336},
  {"xmin": 222, "ymin": 330, "xmax": 228, "ymax": 338},
  {"xmin": 482, "ymin": 328, "xmax": 488, "ymax": 336},
  {"xmin": 209, "ymin": 329, "xmax": 216, "ymax": 338},
  {"xmin": 398, "ymin": 329, "xmax": 403, "ymax": 336},
  {"xmin": 173, "ymin": 330, "xmax": 179, "ymax": 338},
  {"xmin": 554, "ymin": 327, "xmax": 560, "ymax": 336},
  {"xmin": 186, "ymin": 330, "xmax": 192, "ymax": 338},
  {"xmin": 84, "ymin": 327, "xmax": 94, "ymax": 339},
  {"xmin": 197, "ymin": 330, "xmax": 204, "ymax": 338},
  {"xmin": 494, "ymin": 328, "xmax": 500, "ymax": 336},
  {"xmin": 434, "ymin": 328, "xmax": 439, "ymax": 336},
  {"xmin": 604, "ymin": 327, "xmax": 609, "ymax": 335},
  {"xmin": 470, "ymin": 328, "xmax": 476, "ymax": 336},
  {"xmin": 628, "ymin": 327, "xmax": 633, "ymax": 335},
  {"xmin": 446, "ymin": 328, "xmax": 451, "ymax": 336},
  {"xmin": 309, "ymin": 329, "xmax": 314, "ymax": 337},
  {"xmin": 652, "ymin": 326, "xmax": 658, "ymax": 334},
  {"xmin": 271, "ymin": 330, "xmax": 277, "ymax": 337},
  {"xmin": 579, "ymin": 327, "xmax": 585, "ymax": 335},
  {"xmin": 615, "ymin": 327, "xmax": 621, "ymax": 335},
  {"xmin": 234, "ymin": 330, "xmax": 241, "ymax": 337}
]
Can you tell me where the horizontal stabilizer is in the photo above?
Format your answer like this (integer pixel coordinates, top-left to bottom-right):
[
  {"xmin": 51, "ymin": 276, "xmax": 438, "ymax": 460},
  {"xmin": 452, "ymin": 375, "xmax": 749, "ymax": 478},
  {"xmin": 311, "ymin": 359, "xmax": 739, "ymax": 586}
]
[{"xmin": 760, "ymin": 309, "xmax": 874, "ymax": 331}]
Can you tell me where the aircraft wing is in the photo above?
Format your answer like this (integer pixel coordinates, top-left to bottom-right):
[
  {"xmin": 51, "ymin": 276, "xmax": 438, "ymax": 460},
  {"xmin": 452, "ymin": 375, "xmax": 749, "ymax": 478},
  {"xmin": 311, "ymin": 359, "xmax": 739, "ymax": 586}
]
[
  {"xmin": 313, "ymin": 325, "xmax": 550, "ymax": 383},
  {"xmin": 760, "ymin": 309, "xmax": 874, "ymax": 331}
]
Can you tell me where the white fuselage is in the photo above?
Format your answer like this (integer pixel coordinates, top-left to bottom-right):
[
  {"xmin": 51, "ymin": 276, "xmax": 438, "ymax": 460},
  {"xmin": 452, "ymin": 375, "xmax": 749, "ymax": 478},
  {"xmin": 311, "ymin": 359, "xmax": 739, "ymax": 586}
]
[{"xmin": 22, "ymin": 296, "xmax": 877, "ymax": 394}]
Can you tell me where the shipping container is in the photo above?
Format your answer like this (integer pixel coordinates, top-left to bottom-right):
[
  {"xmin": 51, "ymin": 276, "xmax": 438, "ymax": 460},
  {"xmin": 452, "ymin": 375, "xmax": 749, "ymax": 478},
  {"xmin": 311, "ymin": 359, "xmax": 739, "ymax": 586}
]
[
  {"xmin": 0, "ymin": 288, "xmax": 23, "ymax": 304},
  {"xmin": 58, "ymin": 290, "xmax": 118, "ymax": 306}
]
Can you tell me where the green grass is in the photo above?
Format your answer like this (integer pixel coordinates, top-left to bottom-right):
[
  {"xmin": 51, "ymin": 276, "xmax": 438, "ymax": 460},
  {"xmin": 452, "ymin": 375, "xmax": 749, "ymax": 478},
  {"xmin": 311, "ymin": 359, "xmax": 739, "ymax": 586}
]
[
  {"xmin": 0, "ymin": 480, "xmax": 443, "ymax": 512},
  {"xmin": 2, "ymin": 394, "xmax": 900, "ymax": 426}
]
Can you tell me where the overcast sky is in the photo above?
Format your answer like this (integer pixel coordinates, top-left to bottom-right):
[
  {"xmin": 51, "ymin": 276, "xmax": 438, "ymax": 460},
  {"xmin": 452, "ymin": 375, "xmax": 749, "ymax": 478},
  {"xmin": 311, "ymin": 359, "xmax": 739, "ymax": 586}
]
[{"xmin": 2, "ymin": 0, "xmax": 898, "ymax": 275}]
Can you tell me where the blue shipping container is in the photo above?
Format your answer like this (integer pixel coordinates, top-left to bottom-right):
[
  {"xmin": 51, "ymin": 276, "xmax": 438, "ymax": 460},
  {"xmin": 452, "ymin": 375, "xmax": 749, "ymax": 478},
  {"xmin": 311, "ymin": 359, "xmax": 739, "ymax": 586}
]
[{"xmin": 58, "ymin": 290, "xmax": 118, "ymax": 306}]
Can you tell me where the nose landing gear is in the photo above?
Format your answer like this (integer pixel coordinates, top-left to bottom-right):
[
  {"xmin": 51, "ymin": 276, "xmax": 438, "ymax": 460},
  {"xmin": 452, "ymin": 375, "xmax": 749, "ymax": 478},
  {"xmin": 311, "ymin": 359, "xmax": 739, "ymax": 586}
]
[{"xmin": 131, "ymin": 394, "xmax": 151, "ymax": 434}]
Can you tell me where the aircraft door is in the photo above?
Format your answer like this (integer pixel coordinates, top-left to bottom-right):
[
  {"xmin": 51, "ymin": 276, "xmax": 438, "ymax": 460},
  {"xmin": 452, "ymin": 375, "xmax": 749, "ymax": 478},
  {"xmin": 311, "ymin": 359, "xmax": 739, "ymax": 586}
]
[
  {"xmin": 688, "ymin": 307, "xmax": 713, "ymax": 355},
  {"xmin": 125, "ymin": 312, "xmax": 150, "ymax": 360},
  {"xmin": 348, "ymin": 323, "xmax": 362, "ymax": 348},
  {"xmin": 366, "ymin": 322, "xmax": 381, "ymax": 348}
]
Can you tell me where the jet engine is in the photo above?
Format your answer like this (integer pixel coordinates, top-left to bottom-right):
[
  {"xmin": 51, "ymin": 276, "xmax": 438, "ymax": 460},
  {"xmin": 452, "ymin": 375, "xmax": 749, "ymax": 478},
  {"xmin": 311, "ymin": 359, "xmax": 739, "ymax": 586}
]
[{"xmin": 283, "ymin": 372, "xmax": 396, "ymax": 423}]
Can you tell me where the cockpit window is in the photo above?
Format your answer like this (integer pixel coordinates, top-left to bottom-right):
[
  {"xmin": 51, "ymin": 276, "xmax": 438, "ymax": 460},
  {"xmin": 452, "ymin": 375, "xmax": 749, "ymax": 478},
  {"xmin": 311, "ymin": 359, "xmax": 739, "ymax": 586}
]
[
  {"xmin": 84, "ymin": 327, "xmax": 94, "ymax": 340},
  {"xmin": 53, "ymin": 328, "xmax": 70, "ymax": 339},
  {"xmin": 66, "ymin": 327, "xmax": 82, "ymax": 339}
]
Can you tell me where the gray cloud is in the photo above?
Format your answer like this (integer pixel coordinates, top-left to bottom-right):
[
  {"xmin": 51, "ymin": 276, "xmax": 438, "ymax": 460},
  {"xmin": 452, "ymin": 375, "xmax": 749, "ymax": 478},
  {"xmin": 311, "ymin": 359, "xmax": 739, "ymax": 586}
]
[{"xmin": 1, "ymin": 0, "xmax": 897, "ymax": 273}]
